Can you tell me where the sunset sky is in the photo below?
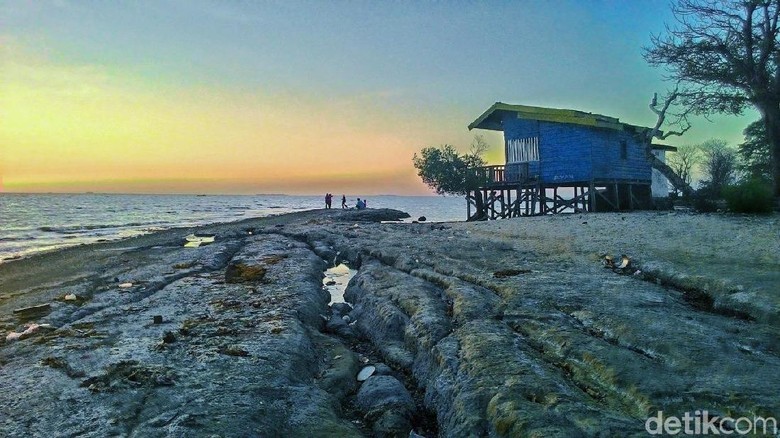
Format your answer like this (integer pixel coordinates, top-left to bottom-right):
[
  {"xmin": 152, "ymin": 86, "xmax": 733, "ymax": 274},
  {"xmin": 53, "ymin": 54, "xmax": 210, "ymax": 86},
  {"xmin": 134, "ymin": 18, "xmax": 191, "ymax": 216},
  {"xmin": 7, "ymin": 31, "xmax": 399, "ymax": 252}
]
[{"xmin": 1, "ymin": 0, "xmax": 757, "ymax": 195}]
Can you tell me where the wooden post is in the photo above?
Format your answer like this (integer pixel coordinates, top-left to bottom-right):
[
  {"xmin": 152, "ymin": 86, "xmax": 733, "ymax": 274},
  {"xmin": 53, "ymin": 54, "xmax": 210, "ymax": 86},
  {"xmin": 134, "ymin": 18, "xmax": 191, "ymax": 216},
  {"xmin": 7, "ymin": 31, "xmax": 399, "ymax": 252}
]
[
  {"xmin": 614, "ymin": 184, "xmax": 621, "ymax": 211},
  {"xmin": 628, "ymin": 184, "xmax": 634, "ymax": 210},
  {"xmin": 507, "ymin": 188, "xmax": 513, "ymax": 217},
  {"xmin": 589, "ymin": 182, "xmax": 596, "ymax": 213},
  {"xmin": 466, "ymin": 192, "xmax": 471, "ymax": 219}
]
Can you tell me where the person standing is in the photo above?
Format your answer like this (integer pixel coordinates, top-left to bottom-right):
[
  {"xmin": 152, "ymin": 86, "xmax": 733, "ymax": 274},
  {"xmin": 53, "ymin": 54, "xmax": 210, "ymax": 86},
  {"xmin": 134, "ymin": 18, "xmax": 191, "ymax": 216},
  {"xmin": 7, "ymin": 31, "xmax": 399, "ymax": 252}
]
[
  {"xmin": 325, "ymin": 193, "xmax": 332, "ymax": 209},
  {"xmin": 341, "ymin": 194, "xmax": 347, "ymax": 209}
]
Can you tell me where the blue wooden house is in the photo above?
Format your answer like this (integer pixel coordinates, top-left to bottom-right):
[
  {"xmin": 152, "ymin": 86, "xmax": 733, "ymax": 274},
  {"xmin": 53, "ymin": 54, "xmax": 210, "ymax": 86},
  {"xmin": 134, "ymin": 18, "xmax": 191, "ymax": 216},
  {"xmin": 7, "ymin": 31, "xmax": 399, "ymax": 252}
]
[{"xmin": 467, "ymin": 102, "xmax": 674, "ymax": 218}]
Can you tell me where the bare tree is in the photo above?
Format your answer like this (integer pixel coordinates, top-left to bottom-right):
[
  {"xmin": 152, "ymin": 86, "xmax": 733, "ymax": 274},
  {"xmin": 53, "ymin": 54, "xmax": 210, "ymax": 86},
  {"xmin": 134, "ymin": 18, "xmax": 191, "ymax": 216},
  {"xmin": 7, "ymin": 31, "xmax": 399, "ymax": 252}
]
[
  {"xmin": 640, "ymin": 89, "xmax": 697, "ymax": 197},
  {"xmin": 699, "ymin": 139, "xmax": 738, "ymax": 195},
  {"xmin": 667, "ymin": 144, "xmax": 701, "ymax": 194},
  {"xmin": 644, "ymin": 0, "xmax": 780, "ymax": 197}
]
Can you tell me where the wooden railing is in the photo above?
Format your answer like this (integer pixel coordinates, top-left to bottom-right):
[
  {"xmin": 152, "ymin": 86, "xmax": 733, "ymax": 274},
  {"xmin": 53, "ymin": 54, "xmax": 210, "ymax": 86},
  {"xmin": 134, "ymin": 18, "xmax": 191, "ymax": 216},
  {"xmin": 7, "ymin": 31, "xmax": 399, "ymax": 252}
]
[{"xmin": 476, "ymin": 162, "xmax": 529, "ymax": 184}]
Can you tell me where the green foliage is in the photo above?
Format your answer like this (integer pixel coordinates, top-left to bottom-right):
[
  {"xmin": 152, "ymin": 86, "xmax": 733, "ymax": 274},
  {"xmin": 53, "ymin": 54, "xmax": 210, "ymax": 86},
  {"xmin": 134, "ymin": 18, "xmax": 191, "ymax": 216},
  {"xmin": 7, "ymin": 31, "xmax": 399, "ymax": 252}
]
[
  {"xmin": 412, "ymin": 138, "xmax": 489, "ymax": 195},
  {"xmin": 722, "ymin": 179, "xmax": 775, "ymax": 214},
  {"xmin": 644, "ymin": 1, "xmax": 780, "ymax": 196},
  {"xmin": 738, "ymin": 121, "xmax": 773, "ymax": 182}
]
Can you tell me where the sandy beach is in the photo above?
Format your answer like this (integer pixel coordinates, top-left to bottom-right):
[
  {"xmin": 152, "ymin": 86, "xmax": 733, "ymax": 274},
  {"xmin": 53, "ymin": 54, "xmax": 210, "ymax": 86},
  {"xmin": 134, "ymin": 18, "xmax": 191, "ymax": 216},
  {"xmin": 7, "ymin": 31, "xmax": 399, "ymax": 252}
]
[{"xmin": 0, "ymin": 208, "xmax": 778, "ymax": 436}]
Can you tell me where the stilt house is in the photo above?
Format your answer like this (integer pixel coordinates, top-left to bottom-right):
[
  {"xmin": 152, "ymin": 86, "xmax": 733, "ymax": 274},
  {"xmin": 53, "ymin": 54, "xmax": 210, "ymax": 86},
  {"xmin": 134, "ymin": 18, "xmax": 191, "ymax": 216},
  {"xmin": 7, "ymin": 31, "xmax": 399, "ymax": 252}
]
[{"xmin": 467, "ymin": 102, "xmax": 675, "ymax": 219}]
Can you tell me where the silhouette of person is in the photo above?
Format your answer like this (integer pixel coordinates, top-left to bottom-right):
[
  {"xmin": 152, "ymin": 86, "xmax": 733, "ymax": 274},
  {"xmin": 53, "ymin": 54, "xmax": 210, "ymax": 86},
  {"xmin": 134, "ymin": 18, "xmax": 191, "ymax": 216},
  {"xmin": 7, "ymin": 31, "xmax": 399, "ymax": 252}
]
[{"xmin": 341, "ymin": 195, "xmax": 347, "ymax": 209}]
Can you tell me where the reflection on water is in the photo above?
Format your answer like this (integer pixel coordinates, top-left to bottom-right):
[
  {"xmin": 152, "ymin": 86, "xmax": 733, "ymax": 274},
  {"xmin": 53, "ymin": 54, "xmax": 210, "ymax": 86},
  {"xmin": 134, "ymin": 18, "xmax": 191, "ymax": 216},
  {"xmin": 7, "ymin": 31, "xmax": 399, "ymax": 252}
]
[{"xmin": 323, "ymin": 263, "xmax": 357, "ymax": 305}]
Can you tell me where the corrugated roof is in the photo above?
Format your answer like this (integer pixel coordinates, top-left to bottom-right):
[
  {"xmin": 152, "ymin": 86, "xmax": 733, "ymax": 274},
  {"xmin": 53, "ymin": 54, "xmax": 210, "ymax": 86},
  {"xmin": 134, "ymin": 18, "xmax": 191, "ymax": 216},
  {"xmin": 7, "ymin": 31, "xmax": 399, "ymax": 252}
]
[{"xmin": 468, "ymin": 102, "xmax": 653, "ymax": 133}]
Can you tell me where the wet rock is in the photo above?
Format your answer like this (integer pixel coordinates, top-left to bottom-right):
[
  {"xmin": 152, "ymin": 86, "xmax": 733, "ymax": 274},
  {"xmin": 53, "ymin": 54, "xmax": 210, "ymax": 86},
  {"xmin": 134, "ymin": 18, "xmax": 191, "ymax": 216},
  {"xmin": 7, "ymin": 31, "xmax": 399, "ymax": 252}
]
[
  {"xmin": 373, "ymin": 363, "xmax": 394, "ymax": 376},
  {"xmin": 316, "ymin": 334, "xmax": 360, "ymax": 400},
  {"xmin": 326, "ymin": 314, "xmax": 355, "ymax": 338},
  {"xmin": 356, "ymin": 375, "xmax": 415, "ymax": 435},
  {"xmin": 330, "ymin": 302, "xmax": 352, "ymax": 316}
]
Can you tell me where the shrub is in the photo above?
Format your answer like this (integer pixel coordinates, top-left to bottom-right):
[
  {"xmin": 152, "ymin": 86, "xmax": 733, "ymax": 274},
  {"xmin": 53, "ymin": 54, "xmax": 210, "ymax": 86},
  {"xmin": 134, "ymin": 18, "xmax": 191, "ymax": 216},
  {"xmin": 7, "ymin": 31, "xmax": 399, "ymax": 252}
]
[
  {"xmin": 690, "ymin": 187, "xmax": 719, "ymax": 212},
  {"xmin": 692, "ymin": 195, "xmax": 719, "ymax": 212},
  {"xmin": 722, "ymin": 179, "xmax": 775, "ymax": 214}
]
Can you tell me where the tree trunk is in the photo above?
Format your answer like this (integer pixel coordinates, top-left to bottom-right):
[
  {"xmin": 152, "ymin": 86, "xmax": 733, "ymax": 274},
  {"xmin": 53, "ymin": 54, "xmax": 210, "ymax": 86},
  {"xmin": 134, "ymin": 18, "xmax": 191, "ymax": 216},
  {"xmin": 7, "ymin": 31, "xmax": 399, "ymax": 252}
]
[
  {"xmin": 645, "ymin": 146, "xmax": 695, "ymax": 198},
  {"xmin": 467, "ymin": 191, "xmax": 487, "ymax": 221},
  {"xmin": 756, "ymin": 100, "xmax": 780, "ymax": 197}
]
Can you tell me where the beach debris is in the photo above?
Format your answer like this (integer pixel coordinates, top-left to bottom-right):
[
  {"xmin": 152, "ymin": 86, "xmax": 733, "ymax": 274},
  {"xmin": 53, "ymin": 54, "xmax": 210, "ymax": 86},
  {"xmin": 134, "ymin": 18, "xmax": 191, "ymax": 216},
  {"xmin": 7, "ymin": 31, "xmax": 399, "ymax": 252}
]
[
  {"xmin": 118, "ymin": 282, "xmax": 133, "ymax": 289},
  {"xmin": 153, "ymin": 315, "xmax": 164, "ymax": 324},
  {"xmin": 493, "ymin": 269, "xmax": 531, "ymax": 278},
  {"xmin": 357, "ymin": 365, "xmax": 376, "ymax": 382},
  {"xmin": 64, "ymin": 293, "xmax": 78, "ymax": 301},
  {"xmin": 325, "ymin": 280, "xmax": 337, "ymax": 286},
  {"xmin": 603, "ymin": 254, "xmax": 638, "ymax": 274},
  {"xmin": 13, "ymin": 303, "xmax": 52, "ymax": 319},
  {"xmin": 418, "ymin": 216, "xmax": 427, "ymax": 222},
  {"xmin": 6, "ymin": 323, "xmax": 53, "ymax": 342}
]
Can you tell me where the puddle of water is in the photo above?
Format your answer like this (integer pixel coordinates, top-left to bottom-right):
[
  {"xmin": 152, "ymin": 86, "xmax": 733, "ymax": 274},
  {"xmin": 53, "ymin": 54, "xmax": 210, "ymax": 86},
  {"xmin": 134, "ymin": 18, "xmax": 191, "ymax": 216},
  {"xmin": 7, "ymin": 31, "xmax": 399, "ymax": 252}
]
[{"xmin": 323, "ymin": 263, "xmax": 357, "ymax": 305}]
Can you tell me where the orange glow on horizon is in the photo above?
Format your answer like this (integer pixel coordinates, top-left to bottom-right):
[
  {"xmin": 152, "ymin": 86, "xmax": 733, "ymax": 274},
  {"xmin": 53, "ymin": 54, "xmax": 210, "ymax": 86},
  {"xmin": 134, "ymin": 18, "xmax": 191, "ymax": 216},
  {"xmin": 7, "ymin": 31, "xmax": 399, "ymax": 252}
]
[{"xmin": 1, "ymin": 41, "xmax": 503, "ymax": 195}]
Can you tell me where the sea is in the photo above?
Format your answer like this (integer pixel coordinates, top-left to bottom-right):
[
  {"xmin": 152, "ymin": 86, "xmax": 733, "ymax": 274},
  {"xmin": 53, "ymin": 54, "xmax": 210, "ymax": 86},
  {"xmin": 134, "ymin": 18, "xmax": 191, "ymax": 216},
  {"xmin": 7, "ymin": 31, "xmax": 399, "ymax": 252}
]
[{"xmin": 0, "ymin": 193, "xmax": 466, "ymax": 262}]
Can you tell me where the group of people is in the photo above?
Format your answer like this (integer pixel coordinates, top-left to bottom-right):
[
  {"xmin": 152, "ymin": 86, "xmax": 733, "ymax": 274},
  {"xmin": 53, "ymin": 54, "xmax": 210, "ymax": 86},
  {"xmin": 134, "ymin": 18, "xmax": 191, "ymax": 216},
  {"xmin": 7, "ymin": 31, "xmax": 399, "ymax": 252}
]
[{"xmin": 324, "ymin": 194, "xmax": 367, "ymax": 210}]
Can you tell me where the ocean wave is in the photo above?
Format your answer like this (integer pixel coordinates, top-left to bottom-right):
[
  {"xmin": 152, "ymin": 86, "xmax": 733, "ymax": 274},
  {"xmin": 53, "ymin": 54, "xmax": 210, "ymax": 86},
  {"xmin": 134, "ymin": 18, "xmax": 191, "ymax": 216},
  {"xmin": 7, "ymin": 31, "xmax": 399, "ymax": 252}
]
[
  {"xmin": 0, "ymin": 236, "xmax": 36, "ymax": 242},
  {"xmin": 37, "ymin": 221, "xmax": 166, "ymax": 234}
]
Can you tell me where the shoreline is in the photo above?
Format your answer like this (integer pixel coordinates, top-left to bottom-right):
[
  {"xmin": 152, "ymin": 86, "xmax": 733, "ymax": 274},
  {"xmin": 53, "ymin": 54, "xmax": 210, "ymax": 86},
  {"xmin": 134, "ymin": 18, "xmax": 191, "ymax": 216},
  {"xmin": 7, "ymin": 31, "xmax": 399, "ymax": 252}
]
[{"xmin": 1, "ymin": 208, "xmax": 778, "ymax": 436}]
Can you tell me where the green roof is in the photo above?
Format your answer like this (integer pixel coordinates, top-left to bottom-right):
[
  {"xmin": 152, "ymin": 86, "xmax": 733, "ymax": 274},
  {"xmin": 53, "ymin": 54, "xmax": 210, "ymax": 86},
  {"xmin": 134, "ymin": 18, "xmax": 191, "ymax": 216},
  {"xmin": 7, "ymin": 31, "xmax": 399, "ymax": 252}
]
[{"xmin": 468, "ymin": 102, "xmax": 652, "ymax": 132}]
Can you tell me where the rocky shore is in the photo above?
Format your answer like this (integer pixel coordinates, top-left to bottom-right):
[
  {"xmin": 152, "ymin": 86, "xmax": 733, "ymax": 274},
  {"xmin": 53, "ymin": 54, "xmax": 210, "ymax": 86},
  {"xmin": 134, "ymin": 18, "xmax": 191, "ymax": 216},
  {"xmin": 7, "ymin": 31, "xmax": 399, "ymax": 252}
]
[{"xmin": 1, "ymin": 208, "xmax": 778, "ymax": 437}]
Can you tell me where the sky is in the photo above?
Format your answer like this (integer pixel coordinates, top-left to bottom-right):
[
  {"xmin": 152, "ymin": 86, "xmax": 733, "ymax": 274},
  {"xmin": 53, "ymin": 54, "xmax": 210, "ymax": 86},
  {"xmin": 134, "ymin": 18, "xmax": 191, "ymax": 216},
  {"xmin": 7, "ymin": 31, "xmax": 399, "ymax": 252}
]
[{"xmin": 0, "ymin": 0, "xmax": 758, "ymax": 195}]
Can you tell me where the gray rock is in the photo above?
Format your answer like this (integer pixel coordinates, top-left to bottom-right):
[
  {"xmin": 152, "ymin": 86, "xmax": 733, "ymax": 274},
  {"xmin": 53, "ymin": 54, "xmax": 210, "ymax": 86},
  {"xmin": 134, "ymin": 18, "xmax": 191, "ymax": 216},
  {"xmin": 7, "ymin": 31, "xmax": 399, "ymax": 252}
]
[
  {"xmin": 355, "ymin": 374, "xmax": 417, "ymax": 436},
  {"xmin": 330, "ymin": 302, "xmax": 352, "ymax": 316},
  {"xmin": 373, "ymin": 363, "xmax": 394, "ymax": 376}
]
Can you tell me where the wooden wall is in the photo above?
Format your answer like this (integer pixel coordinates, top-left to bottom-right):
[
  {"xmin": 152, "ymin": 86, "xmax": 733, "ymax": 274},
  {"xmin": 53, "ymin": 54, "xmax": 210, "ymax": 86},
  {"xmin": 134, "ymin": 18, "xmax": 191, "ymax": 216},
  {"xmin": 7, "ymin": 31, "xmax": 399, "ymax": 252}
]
[{"xmin": 500, "ymin": 114, "xmax": 652, "ymax": 184}]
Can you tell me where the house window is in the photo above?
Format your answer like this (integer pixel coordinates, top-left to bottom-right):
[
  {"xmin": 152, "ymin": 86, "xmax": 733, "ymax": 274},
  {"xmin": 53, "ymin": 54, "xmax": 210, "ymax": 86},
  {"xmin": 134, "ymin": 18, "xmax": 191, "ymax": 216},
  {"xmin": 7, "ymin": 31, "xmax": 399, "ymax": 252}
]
[
  {"xmin": 506, "ymin": 137, "xmax": 539, "ymax": 163},
  {"xmin": 620, "ymin": 140, "xmax": 628, "ymax": 160}
]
